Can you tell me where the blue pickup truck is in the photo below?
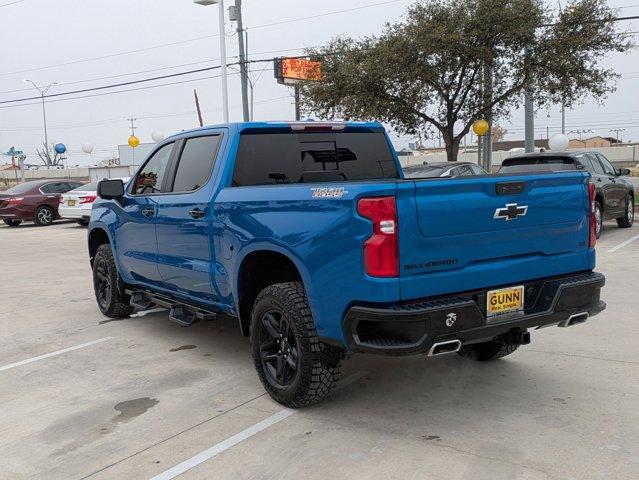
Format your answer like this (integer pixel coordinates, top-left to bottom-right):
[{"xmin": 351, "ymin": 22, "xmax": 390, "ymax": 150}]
[{"xmin": 89, "ymin": 121, "xmax": 606, "ymax": 407}]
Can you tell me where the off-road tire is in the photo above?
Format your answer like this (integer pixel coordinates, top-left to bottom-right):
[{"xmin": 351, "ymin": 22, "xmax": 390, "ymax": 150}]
[
  {"xmin": 458, "ymin": 340, "xmax": 520, "ymax": 362},
  {"xmin": 250, "ymin": 282, "xmax": 342, "ymax": 408},
  {"xmin": 594, "ymin": 201, "xmax": 603, "ymax": 239},
  {"xmin": 3, "ymin": 219, "xmax": 22, "ymax": 227},
  {"xmin": 616, "ymin": 195, "xmax": 634, "ymax": 228},
  {"xmin": 93, "ymin": 244, "xmax": 134, "ymax": 318}
]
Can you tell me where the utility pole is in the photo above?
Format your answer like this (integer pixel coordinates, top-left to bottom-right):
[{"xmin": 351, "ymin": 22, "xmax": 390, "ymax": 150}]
[
  {"xmin": 610, "ymin": 128, "xmax": 626, "ymax": 145},
  {"xmin": 194, "ymin": 89, "xmax": 204, "ymax": 127},
  {"xmin": 524, "ymin": 93, "xmax": 534, "ymax": 153},
  {"xmin": 23, "ymin": 80, "xmax": 57, "ymax": 158},
  {"xmin": 230, "ymin": 0, "xmax": 250, "ymax": 122},
  {"xmin": 561, "ymin": 103, "xmax": 566, "ymax": 134},
  {"xmin": 127, "ymin": 116, "xmax": 138, "ymax": 165},
  {"xmin": 294, "ymin": 85, "xmax": 301, "ymax": 121}
]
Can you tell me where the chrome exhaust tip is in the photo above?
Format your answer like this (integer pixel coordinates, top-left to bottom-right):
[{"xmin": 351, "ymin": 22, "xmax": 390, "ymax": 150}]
[
  {"xmin": 428, "ymin": 339, "xmax": 462, "ymax": 356},
  {"xmin": 558, "ymin": 312, "xmax": 589, "ymax": 328}
]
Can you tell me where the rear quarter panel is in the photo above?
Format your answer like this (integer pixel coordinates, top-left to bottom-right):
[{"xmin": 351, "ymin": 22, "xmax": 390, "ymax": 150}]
[{"xmin": 215, "ymin": 181, "xmax": 400, "ymax": 342}]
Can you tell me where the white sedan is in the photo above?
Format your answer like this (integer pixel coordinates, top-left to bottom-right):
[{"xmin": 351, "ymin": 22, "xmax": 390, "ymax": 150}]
[{"xmin": 59, "ymin": 178, "xmax": 129, "ymax": 226}]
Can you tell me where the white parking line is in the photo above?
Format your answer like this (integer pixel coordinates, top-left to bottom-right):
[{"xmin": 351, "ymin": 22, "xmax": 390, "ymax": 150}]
[
  {"xmin": 607, "ymin": 233, "xmax": 639, "ymax": 253},
  {"xmin": 150, "ymin": 370, "xmax": 369, "ymax": 480},
  {"xmin": 0, "ymin": 337, "xmax": 113, "ymax": 372}
]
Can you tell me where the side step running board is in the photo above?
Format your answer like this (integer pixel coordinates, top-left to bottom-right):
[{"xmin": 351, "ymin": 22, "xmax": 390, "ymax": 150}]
[
  {"xmin": 130, "ymin": 292, "xmax": 153, "ymax": 310},
  {"xmin": 169, "ymin": 305, "xmax": 198, "ymax": 327},
  {"xmin": 126, "ymin": 289, "xmax": 218, "ymax": 327}
]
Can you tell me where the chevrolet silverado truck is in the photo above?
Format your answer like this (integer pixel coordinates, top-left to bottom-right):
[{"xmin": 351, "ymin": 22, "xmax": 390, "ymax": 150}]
[{"xmin": 88, "ymin": 121, "xmax": 606, "ymax": 407}]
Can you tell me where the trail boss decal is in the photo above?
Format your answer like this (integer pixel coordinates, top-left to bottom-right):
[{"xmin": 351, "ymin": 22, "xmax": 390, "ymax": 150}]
[{"xmin": 311, "ymin": 187, "xmax": 349, "ymax": 198}]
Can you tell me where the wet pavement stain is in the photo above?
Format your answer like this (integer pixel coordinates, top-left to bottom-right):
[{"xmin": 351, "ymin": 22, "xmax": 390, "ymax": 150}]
[
  {"xmin": 113, "ymin": 397, "xmax": 159, "ymax": 423},
  {"xmin": 169, "ymin": 345, "xmax": 197, "ymax": 352}
]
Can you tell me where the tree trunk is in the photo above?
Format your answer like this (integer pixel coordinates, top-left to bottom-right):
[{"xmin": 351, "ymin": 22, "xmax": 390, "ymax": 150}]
[{"xmin": 444, "ymin": 135, "xmax": 460, "ymax": 162}]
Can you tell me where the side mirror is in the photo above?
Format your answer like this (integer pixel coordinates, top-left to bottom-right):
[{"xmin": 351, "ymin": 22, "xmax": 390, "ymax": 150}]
[
  {"xmin": 617, "ymin": 168, "xmax": 631, "ymax": 176},
  {"xmin": 97, "ymin": 179, "xmax": 124, "ymax": 200}
]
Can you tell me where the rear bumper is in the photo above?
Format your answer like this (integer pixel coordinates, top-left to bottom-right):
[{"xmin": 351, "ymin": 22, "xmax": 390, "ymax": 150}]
[
  {"xmin": 58, "ymin": 205, "xmax": 90, "ymax": 220},
  {"xmin": 0, "ymin": 206, "xmax": 32, "ymax": 221},
  {"xmin": 341, "ymin": 271, "xmax": 605, "ymax": 356}
]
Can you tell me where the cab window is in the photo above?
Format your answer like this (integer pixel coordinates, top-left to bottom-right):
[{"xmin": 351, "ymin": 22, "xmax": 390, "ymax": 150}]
[
  {"xmin": 170, "ymin": 136, "xmax": 221, "ymax": 193},
  {"xmin": 132, "ymin": 143, "xmax": 175, "ymax": 195},
  {"xmin": 596, "ymin": 154, "xmax": 616, "ymax": 176}
]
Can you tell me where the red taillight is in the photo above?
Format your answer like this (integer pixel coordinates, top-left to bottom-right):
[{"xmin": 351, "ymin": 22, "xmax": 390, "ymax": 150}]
[
  {"xmin": 357, "ymin": 196, "xmax": 399, "ymax": 277},
  {"xmin": 79, "ymin": 195, "xmax": 97, "ymax": 204},
  {"xmin": 7, "ymin": 197, "xmax": 23, "ymax": 205},
  {"xmin": 588, "ymin": 182, "xmax": 597, "ymax": 248}
]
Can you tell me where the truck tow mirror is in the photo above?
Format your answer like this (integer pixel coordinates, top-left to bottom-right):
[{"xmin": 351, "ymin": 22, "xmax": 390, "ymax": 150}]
[{"xmin": 97, "ymin": 179, "xmax": 125, "ymax": 200}]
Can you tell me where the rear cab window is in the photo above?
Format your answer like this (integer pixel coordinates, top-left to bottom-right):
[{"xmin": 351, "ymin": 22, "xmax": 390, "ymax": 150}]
[
  {"xmin": 499, "ymin": 156, "xmax": 576, "ymax": 174},
  {"xmin": 232, "ymin": 130, "xmax": 399, "ymax": 186}
]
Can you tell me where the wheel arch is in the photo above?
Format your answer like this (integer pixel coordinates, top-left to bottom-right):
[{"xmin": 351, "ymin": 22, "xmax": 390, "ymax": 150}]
[
  {"xmin": 235, "ymin": 247, "xmax": 309, "ymax": 337},
  {"xmin": 88, "ymin": 226, "xmax": 112, "ymax": 265}
]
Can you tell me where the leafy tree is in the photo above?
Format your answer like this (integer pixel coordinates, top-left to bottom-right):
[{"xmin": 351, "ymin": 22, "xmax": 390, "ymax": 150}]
[{"xmin": 301, "ymin": 0, "xmax": 632, "ymax": 161}]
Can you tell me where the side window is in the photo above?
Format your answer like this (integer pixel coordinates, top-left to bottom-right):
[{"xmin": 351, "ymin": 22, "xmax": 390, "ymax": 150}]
[
  {"xmin": 61, "ymin": 182, "xmax": 80, "ymax": 192},
  {"xmin": 588, "ymin": 155, "xmax": 605, "ymax": 175},
  {"xmin": 42, "ymin": 182, "xmax": 66, "ymax": 193},
  {"xmin": 170, "ymin": 135, "xmax": 221, "ymax": 193},
  {"xmin": 596, "ymin": 154, "xmax": 616, "ymax": 176},
  {"xmin": 574, "ymin": 155, "xmax": 591, "ymax": 171},
  {"xmin": 471, "ymin": 165, "xmax": 485, "ymax": 175},
  {"xmin": 133, "ymin": 143, "xmax": 174, "ymax": 195},
  {"xmin": 458, "ymin": 165, "xmax": 473, "ymax": 176}
]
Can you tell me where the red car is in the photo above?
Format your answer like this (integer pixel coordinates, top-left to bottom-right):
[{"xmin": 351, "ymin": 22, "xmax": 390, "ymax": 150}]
[{"xmin": 0, "ymin": 179, "xmax": 85, "ymax": 227}]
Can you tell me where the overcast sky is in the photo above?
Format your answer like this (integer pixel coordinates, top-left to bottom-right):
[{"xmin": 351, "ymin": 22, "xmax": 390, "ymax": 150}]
[{"xmin": 1, "ymin": 0, "xmax": 638, "ymax": 166}]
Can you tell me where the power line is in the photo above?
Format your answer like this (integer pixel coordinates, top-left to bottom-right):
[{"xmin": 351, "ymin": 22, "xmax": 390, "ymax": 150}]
[
  {"xmin": 0, "ymin": 96, "xmax": 291, "ymax": 132},
  {"xmin": 0, "ymin": 0, "xmax": 24, "ymax": 7},
  {"xmin": 0, "ymin": 33, "xmax": 222, "ymax": 78},
  {"xmin": 247, "ymin": 0, "xmax": 406, "ymax": 30},
  {"xmin": 0, "ymin": 1, "xmax": 407, "ymax": 78}
]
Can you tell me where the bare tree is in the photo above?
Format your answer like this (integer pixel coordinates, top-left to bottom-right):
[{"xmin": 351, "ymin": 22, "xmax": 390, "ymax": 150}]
[{"xmin": 36, "ymin": 142, "xmax": 64, "ymax": 167}]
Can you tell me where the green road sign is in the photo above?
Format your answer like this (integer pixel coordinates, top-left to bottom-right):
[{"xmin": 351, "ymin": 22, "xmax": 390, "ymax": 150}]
[{"xmin": 4, "ymin": 146, "xmax": 24, "ymax": 156}]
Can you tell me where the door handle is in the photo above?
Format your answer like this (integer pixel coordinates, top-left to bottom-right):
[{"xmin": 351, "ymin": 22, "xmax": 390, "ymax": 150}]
[
  {"xmin": 597, "ymin": 178, "xmax": 602, "ymax": 182},
  {"xmin": 188, "ymin": 209, "xmax": 205, "ymax": 219},
  {"xmin": 142, "ymin": 207, "xmax": 155, "ymax": 218}
]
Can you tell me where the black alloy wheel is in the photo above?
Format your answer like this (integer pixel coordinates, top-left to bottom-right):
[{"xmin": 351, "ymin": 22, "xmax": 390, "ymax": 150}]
[
  {"xmin": 258, "ymin": 309, "xmax": 299, "ymax": 388},
  {"xmin": 94, "ymin": 255, "xmax": 112, "ymax": 310}
]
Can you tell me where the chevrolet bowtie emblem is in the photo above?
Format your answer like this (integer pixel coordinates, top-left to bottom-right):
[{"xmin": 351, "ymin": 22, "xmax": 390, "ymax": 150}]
[{"xmin": 494, "ymin": 203, "xmax": 528, "ymax": 221}]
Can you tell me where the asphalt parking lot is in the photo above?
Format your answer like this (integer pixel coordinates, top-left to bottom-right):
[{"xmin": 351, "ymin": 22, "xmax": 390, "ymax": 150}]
[{"xmin": 1, "ymin": 220, "xmax": 638, "ymax": 480}]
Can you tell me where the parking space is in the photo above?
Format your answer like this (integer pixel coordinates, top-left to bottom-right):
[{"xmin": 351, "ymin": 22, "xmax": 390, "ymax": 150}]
[{"xmin": 1, "ymin": 221, "xmax": 638, "ymax": 480}]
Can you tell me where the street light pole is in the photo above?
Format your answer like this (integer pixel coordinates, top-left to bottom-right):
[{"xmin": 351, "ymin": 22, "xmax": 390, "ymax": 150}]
[
  {"xmin": 233, "ymin": 0, "xmax": 250, "ymax": 122},
  {"xmin": 23, "ymin": 79, "xmax": 57, "ymax": 153},
  {"xmin": 194, "ymin": 0, "xmax": 229, "ymax": 122}
]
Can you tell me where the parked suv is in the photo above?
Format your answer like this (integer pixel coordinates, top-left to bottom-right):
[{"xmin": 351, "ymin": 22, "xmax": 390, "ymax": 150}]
[
  {"xmin": 89, "ymin": 122, "xmax": 605, "ymax": 407},
  {"xmin": 0, "ymin": 179, "xmax": 84, "ymax": 227},
  {"xmin": 500, "ymin": 151, "xmax": 634, "ymax": 237}
]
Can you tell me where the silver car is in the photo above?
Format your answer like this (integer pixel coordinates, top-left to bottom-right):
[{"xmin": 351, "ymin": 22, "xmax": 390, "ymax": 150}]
[{"xmin": 59, "ymin": 178, "xmax": 129, "ymax": 226}]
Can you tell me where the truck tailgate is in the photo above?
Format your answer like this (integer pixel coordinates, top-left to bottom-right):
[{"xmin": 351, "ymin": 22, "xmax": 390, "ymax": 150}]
[{"xmin": 397, "ymin": 171, "xmax": 593, "ymax": 300}]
